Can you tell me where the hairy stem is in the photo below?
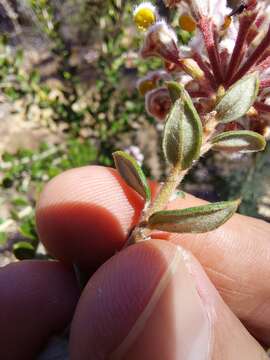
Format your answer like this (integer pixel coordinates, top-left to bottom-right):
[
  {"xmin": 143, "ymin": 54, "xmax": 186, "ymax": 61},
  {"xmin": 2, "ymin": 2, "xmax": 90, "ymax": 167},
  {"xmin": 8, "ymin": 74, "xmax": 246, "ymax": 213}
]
[
  {"xmin": 147, "ymin": 164, "xmax": 185, "ymax": 217},
  {"xmin": 125, "ymin": 164, "xmax": 186, "ymax": 247},
  {"xmin": 226, "ymin": 12, "xmax": 257, "ymax": 85},
  {"xmin": 229, "ymin": 24, "xmax": 270, "ymax": 85},
  {"xmin": 198, "ymin": 18, "xmax": 223, "ymax": 85}
]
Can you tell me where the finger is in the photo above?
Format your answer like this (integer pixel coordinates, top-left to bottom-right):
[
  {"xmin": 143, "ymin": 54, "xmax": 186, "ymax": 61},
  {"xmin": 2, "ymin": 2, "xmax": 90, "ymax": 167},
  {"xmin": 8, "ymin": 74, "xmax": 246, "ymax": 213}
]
[
  {"xmin": 0, "ymin": 260, "xmax": 79, "ymax": 360},
  {"xmin": 69, "ymin": 240, "xmax": 268, "ymax": 360},
  {"xmin": 36, "ymin": 165, "xmax": 270, "ymax": 343},
  {"xmin": 164, "ymin": 194, "xmax": 270, "ymax": 346},
  {"xmin": 36, "ymin": 166, "xmax": 145, "ymax": 273}
]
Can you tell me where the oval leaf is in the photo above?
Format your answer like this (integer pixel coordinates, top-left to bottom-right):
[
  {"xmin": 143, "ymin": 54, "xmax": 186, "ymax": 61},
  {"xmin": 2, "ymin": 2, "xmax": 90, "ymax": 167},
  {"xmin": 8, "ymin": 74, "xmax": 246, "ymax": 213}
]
[
  {"xmin": 211, "ymin": 130, "xmax": 266, "ymax": 153},
  {"xmin": 113, "ymin": 151, "xmax": 151, "ymax": 202},
  {"xmin": 215, "ymin": 73, "xmax": 259, "ymax": 123},
  {"xmin": 163, "ymin": 82, "xmax": 203, "ymax": 169},
  {"xmin": 148, "ymin": 200, "xmax": 240, "ymax": 233}
]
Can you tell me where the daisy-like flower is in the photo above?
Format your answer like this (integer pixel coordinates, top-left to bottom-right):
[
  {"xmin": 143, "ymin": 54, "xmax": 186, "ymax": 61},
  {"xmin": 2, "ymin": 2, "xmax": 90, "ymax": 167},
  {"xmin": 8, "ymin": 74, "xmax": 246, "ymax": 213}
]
[{"xmin": 133, "ymin": 2, "xmax": 158, "ymax": 31}]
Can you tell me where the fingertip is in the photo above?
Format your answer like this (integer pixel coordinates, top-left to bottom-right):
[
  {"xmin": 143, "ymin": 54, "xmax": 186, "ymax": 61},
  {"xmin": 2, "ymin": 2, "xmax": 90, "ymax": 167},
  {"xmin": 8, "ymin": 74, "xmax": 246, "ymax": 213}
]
[
  {"xmin": 69, "ymin": 240, "xmax": 212, "ymax": 360},
  {"xmin": 70, "ymin": 239, "xmax": 267, "ymax": 360},
  {"xmin": 69, "ymin": 240, "xmax": 177, "ymax": 359},
  {"xmin": 36, "ymin": 166, "xmax": 145, "ymax": 271}
]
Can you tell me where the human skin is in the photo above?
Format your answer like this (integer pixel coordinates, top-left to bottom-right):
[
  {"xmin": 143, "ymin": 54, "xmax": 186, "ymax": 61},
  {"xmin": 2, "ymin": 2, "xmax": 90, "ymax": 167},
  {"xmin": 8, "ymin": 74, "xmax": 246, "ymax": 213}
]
[
  {"xmin": 0, "ymin": 260, "xmax": 80, "ymax": 360},
  {"xmin": 36, "ymin": 165, "xmax": 270, "ymax": 358}
]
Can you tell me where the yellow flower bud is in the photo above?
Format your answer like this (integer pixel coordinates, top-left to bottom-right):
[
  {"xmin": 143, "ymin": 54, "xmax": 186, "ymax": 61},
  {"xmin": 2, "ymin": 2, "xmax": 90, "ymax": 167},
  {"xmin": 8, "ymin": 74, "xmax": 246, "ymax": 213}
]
[
  {"xmin": 133, "ymin": 3, "xmax": 157, "ymax": 31},
  {"xmin": 181, "ymin": 58, "xmax": 204, "ymax": 80},
  {"xmin": 179, "ymin": 14, "xmax": 196, "ymax": 32}
]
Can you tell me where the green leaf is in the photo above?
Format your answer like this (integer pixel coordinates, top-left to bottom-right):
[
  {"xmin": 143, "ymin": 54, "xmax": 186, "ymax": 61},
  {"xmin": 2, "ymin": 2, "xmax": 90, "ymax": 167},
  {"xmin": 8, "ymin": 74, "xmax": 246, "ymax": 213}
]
[
  {"xmin": 113, "ymin": 151, "xmax": 151, "ymax": 202},
  {"xmin": 215, "ymin": 73, "xmax": 259, "ymax": 123},
  {"xmin": 13, "ymin": 241, "xmax": 35, "ymax": 260},
  {"xmin": 163, "ymin": 82, "xmax": 203, "ymax": 169},
  {"xmin": 148, "ymin": 200, "xmax": 240, "ymax": 233},
  {"xmin": 11, "ymin": 197, "xmax": 28, "ymax": 207},
  {"xmin": 0, "ymin": 232, "xmax": 7, "ymax": 245},
  {"xmin": 211, "ymin": 130, "xmax": 266, "ymax": 153},
  {"xmin": 19, "ymin": 218, "xmax": 37, "ymax": 241}
]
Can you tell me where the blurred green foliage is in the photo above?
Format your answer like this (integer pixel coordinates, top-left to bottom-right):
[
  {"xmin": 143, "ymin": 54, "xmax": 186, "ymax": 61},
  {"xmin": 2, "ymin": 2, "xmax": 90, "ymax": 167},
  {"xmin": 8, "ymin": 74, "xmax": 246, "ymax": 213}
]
[{"xmin": 0, "ymin": 0, "xmax": 161, "ymax": 259}]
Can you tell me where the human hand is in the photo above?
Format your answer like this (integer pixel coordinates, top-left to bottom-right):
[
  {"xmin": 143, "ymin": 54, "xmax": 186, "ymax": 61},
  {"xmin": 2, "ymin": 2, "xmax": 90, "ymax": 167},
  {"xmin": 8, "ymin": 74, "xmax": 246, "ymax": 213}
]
[{"xmin": 36, "ymin": 165, "xmax": 270, "ymax": 359}]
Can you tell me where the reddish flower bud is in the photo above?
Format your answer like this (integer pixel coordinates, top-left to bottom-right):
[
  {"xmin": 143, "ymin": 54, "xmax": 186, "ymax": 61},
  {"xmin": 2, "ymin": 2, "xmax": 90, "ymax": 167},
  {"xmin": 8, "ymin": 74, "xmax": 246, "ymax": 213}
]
[
  {"xmin": 140, "ymin": 20, "xmax": 180, "ymax": 63},
  {"xmin": 145, "ymin": 87, "xmax": 172, "ymax": 121}
]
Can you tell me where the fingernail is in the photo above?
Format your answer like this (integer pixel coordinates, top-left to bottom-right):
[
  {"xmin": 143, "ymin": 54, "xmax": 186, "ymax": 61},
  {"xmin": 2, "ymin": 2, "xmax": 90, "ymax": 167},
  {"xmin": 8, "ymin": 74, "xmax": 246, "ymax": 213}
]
[{"xmin": 112, "ymin": 245, "xmax": 212, "ymax": 360}]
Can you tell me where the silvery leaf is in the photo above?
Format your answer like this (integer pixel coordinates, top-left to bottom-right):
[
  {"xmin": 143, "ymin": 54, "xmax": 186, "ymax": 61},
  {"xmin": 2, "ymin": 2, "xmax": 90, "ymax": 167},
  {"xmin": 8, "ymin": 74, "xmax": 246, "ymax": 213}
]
[
  {"xmin": 215, "ymin": 73, "xmax": 259, "ymax": 123},
  {"xmin": 163, "ymin": 82, "xmax": 203, "ymax": 169},
  {"xmin": 148, "ymin": 200, "xmax": 240, "ymax": 233},
  {"xmin": 211, "ymin": 130, "xmax": 266, "ymax": 153},
  {"xmin": 113, "ymin": 151, "xmax": 151, "ymax": 202}
]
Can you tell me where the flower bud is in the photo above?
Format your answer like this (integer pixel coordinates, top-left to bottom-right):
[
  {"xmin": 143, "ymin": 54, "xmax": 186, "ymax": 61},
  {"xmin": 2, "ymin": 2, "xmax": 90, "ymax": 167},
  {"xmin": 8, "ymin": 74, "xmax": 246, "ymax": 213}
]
[
  {"xmin": 133, "ymin": 2, "xmax": 157, "ymax": 31},
  {"xmin": 188, "ymin": 0, "xmax": 209, "ymax": 20},
  {"xmin": 140, "ymin": 20, "xmax": 180, "ymax": 63},
  {"xmin": 137, "ymin": 70, "xmax": 171, "ymax": 95},
  {"xmin": 180, "ymin": 58, "xmax": 205, "ymax": 80},
  {"xmin": 145, "ymin": 87, "xmax": 172, "ymax": 121}
]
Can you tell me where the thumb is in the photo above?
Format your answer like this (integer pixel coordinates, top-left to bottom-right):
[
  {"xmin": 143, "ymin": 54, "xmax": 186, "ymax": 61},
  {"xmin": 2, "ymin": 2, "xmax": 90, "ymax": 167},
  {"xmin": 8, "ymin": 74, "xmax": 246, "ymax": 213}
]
[{"xmin": 69, "ymin": 240, "xmax": 267, "ymax": 360}]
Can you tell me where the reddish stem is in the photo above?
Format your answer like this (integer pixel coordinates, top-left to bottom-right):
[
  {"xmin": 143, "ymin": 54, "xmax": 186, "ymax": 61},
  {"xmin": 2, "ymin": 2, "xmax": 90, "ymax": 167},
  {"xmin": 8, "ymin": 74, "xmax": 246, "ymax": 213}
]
[
  {"xmin": 220, "ymin": 49, "xmax": 229, "ymax": 76},
  {"xmin": 246, "ymin": 14, "xmax": 265, "ymax": 45},
  {"xmin": 226, "ymin": 12, "xmax": 257, "ymax": 85},
  {"xmin": 229, "ymin": 24, "xmax": 270, "ymax": 85},
  {"xmin": 254, "ymin": 101, "xmax": 270, "ymax": 112},
  {"xmin": 198, "ymin": 17, "xmax": 223, "ymax": 85},
  {"xmin": 251, "ymin": 55, "xmax": 270, "ymax": 73}
]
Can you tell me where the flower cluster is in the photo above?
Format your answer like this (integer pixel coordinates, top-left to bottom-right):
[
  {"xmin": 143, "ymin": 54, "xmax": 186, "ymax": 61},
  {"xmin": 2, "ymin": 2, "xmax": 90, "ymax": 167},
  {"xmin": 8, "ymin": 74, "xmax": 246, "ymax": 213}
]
[{"xmin": 134, "ymin": 0, "xmax": 270, "ymax": 138}]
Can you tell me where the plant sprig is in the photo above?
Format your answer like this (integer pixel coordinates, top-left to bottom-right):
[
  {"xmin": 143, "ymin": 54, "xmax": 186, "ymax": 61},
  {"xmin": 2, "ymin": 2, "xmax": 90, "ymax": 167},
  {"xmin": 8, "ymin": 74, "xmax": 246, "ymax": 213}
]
[
  {"xmin": 111, "ymin": 1, "xmax": 268, "ymax": 247},
  {"xmin": 113, "ymin": 73, "xmax": 265, "ymax": 246}
]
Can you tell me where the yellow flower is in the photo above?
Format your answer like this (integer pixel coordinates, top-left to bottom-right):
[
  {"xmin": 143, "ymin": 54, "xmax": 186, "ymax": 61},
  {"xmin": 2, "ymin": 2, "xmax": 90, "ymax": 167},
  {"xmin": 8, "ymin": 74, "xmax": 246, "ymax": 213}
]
[
  {"xmin": 133, "ymin": 2, "xmax": 157, "ymax": 31},
  {"xmin": 137, "ymin": 70, "xmax": 171, "ymax": 95},
  {"xmin": 179, "ymin": 13, "xmax": 197, "ymax": 32}
]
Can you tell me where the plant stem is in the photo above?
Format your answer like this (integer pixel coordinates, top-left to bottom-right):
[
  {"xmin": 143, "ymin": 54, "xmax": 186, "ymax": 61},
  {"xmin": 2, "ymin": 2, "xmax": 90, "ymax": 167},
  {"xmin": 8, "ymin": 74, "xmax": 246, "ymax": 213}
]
[
  {"xmin": 147, "ymin": 164, "xmax": 185, "ymax": 217},
  {"xmin": 229, "ymin": 24, "xmax": 270, "ymax": 86},
  {"xmin": 125, "ymin": 164, "xmax": 186, "ymax": 247}
]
